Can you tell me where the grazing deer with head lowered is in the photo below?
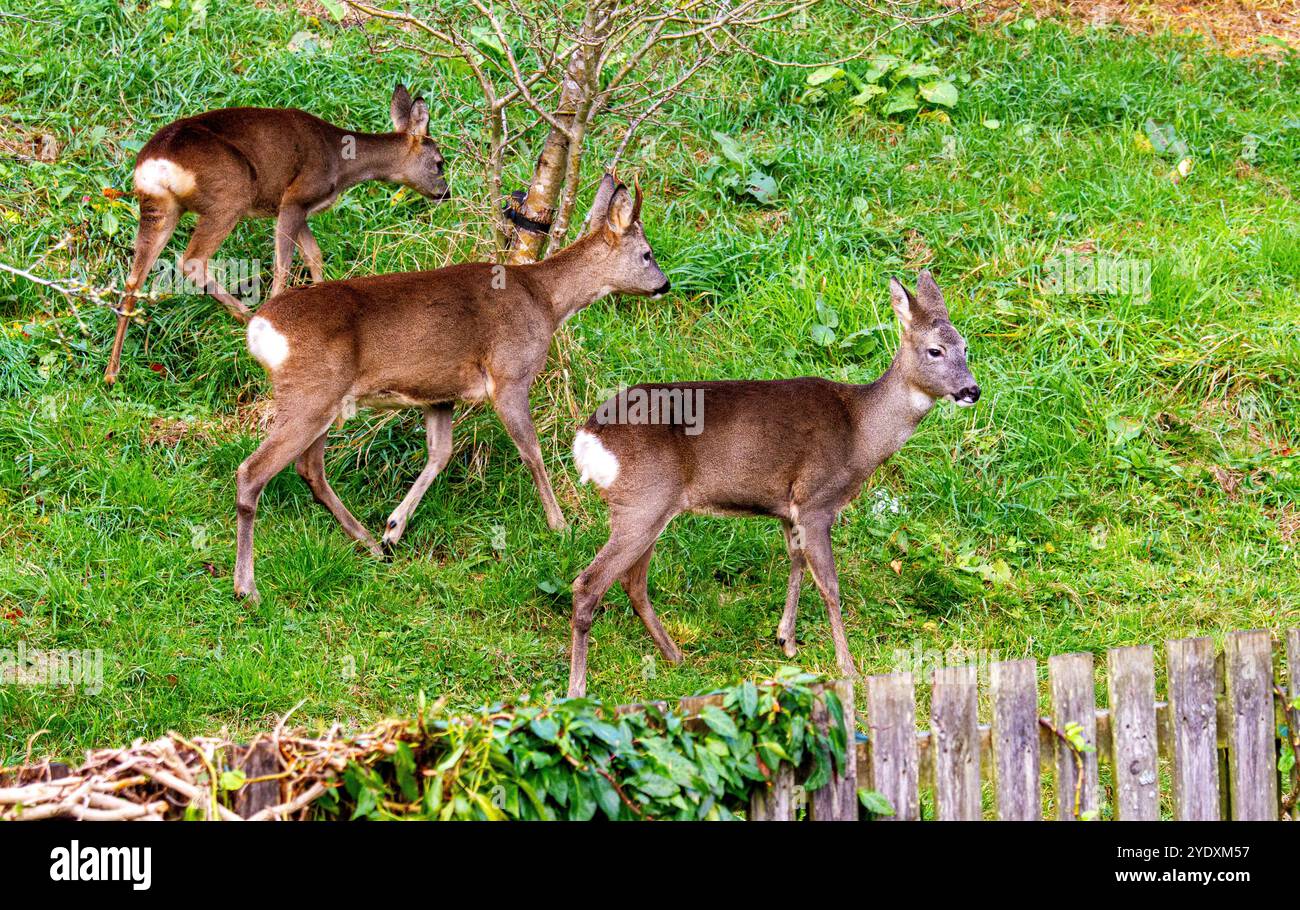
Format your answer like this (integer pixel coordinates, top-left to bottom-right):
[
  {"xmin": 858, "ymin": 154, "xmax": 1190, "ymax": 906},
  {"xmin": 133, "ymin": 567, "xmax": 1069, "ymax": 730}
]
[
  {"xmin": 106, "ymin": 84, "xmax": 451, "ymax": 384},
  {"xmin": 233, "ymin": 174, "xmax": 668, "ymax": 603},
  {"xmin": 567, "ymin": 271, "xmax": 978, "ymax": 697}
]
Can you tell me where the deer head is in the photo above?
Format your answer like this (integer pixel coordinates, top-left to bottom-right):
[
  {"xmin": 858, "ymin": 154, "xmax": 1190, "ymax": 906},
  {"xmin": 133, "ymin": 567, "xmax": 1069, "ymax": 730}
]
[
  {"xmin": 583, "ymin": 174, "xmax": 670, "ymax": 298},
  {"xmin": 889, "ymin": 270, "xmax": 979, "ymax": 406},
  {"xmin": 389, "ymin": 83, "xmax": 450, "ymax": 202}
]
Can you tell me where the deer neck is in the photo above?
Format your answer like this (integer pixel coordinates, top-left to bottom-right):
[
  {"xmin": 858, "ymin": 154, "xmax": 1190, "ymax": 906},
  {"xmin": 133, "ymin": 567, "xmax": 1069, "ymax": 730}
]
[
  {"xmin": 337, "ymin": 131, "xmax": 410, "ymax": 188},
  {"xmin": 525, "ymin": 233, "xmax": 617, "ymax": 325},
  {"xmin": 851, "ymin": 352, "xmax": 936, "ymax": 468}
]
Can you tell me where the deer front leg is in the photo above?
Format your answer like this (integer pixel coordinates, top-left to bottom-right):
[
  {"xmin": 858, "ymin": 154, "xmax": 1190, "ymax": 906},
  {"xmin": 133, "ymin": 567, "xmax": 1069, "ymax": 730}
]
[
  {"xmin": 800, "ymin": 518, "xmax": 858, "ymax": 680},
  {"xmin": 382, "ymin": 404, "xmax": 453, "ymax": 551},
  {"xmin": 491, "ymin": 382, "xmax": 566, "ymax": 531},
  {"xmin": 271, "ymin": 205, "xmax": 307, "ymax": 298},
  {"xmin": 776, "ymin": 520, "xmax": 805, "ymax": 658}
]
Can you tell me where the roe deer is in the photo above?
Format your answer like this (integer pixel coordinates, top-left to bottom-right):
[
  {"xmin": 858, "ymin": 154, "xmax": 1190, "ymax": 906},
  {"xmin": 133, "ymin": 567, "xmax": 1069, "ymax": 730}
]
[
  {"xmin": 106, "ymin": 84, "xmax": 450, "ymax": 384},
  {"xmin": 233, "ymin": 174, "xmax": 669, "ymax": 602},
  {"xmin": 567, "ymin": 271, "xmax": 978, "ymax": 697}
]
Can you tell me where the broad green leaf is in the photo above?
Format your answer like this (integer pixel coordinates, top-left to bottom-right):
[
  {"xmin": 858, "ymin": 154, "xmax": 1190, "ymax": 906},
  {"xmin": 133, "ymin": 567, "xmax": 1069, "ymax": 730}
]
[
  {"xmin": 712, "ymin": 130, "xmax": 750, "ymax": 168},
  {"xmin": 849, "ymin": 83, "xmax": 886, "ymax": 106},
  {"xmin": 810, "ymin": 324, "xmax": 836, "ymax": 345},
  {"xmin": 896, "ymin": 62, "xmax": 942, "ymax": 80},
  {"xmin": 744, "ymin": 171, "xmax": 778, "ymax": 204},
  {"xmin": 918, "ymin": 79, "xmax": 958, "ymax": 107},
  {"xmin": 858, "ymin": 789, "xmax": 895, "ymax": 816},
  {"xmin": 530, "ymin": 715, "xmax": 559, "ymax": 742},
  {"xmin": 806, "ymin": 65, "xmax": 845, "ymax": 86},
  {"xmin": 814, "ymin": 296, "xmax": 839, "ymax": 329},
  {"xmin": 699, "ymin": 704, "xmax": 739, "ymax": 739},
  {"xmin": 881, "ymin": 86, "xmax": 919, "ymax": 116}
]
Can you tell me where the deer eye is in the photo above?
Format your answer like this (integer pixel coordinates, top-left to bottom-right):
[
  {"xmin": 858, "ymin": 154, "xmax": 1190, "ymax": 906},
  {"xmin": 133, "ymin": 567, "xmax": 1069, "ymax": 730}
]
[
  {"xmin": 927, "ymin": 348, "xmax": 943, "ymax": 359},
  {"xmin": 642, "ymin": 252, "xmax": 652, "ymax": 262}
]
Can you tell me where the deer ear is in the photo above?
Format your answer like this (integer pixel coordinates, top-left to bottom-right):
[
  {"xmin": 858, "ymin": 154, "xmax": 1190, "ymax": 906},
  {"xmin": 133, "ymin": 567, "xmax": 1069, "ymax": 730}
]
[
  {"xmin": 583, "ymin": 173, "xmax": 618, "ymax": 235},
  {"xmin": 889, "ymin": 277, "xmax": 916, "ymax": 333},
  {"xmin": 391, "ymin": 83, "xmax": 413, "ymax": 132},
  {"xmin": 407, "ymin": 98, "xmax": 429, "ymax": 137},
  {"xmin": 606, "ymin": 185, "xmax": 635, "ymax": 235},
  {"xmin": 916, "ymin": 269, "xmax": 948, "ymax": 319}
]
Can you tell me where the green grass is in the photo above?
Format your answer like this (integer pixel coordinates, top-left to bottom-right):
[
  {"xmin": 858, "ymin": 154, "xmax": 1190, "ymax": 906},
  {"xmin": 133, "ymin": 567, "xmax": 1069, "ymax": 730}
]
[{"xmin": 0, "ymin": 1, "xmax": 1297, "ymax": 767}]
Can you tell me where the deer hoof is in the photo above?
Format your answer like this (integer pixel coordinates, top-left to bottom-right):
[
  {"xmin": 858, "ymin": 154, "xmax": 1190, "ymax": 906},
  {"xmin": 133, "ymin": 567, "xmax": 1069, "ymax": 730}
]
[
  {"xmin": 234, "ymin": 585, "xmax": 261, "ymax": 604},
  {"xmin": 777, "ymin": 635, "xmax": 798, "ymax": 658},
  {"xmin": 380, "ymin": 522, "xmax": 403, "ymax": 553}
]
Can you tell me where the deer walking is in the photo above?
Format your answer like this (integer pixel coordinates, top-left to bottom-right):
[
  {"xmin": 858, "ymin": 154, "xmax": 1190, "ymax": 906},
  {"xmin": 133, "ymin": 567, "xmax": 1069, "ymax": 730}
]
[
  {"xmin": 106, "ymin": 84, "xmax": 450, "ymax": 384},
  {"xmin": 567, "ymin": 271, "xmax": 979, "ymax": 697},
  {"xmin": 233, "ymin": 175, "xmax": 669, "ymax": 603}
]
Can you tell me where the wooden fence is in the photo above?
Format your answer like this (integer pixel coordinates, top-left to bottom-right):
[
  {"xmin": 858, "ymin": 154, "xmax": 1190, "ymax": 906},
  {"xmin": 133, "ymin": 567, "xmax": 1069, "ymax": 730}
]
[{"xmin": 737, "ymin": 628, "xmax": 1300, "ymax": 821}]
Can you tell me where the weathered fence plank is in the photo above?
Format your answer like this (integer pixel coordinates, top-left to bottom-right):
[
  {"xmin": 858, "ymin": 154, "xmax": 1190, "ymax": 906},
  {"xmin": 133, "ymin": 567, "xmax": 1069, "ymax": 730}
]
[
  {"xmin": 931, "ymin": 664, "xmax": 980, "ymax": 820},
  {"xmin": 1166, "ymin": 636, "xmax": 1220, "ymax": 820},
  {"xmin": 1107, "ymin": 645, "xmax": 1158, "ymax": 820},
  {"xmin": 990, "ymin": 659, "xmax": 1040, "ymax": 820},
  {"xmin": 1289, "ymin": 629, "xmax": 1300, "ymax": 821},
  {"xmin": 749, "ymin": 763, "xmax": 795, "ymax": 821},
  {"xmin": 1223, "ymin": 630, "xmax": 1277, "ymax": 820},
  {"xmin": 808, "ymin": 679, "xmax": 858, "ymax": 821},
  {"xmin": 1048, "ymin": 653, "xmax": 1099, "ymax": 820},
  {"xmin": 866, "ymin": 672, "xmax": 919, "ymax": 820}
]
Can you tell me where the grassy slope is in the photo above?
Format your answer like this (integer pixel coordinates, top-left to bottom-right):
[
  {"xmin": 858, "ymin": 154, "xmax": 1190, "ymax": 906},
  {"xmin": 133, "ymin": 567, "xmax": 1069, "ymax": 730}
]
[{"xmin": 0, "ymin": 1, "xmax": 1296, "ymax": 766}]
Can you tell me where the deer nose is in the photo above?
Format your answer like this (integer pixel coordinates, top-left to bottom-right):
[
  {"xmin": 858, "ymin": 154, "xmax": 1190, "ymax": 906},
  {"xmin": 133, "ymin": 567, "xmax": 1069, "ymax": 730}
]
[
  {"xmin": 653, "ymin": 280, "xmax": 671, "ymax": 297},
  {"xmin": 959, "ymin": 384, "xmax": 980, "ymax": 403}
]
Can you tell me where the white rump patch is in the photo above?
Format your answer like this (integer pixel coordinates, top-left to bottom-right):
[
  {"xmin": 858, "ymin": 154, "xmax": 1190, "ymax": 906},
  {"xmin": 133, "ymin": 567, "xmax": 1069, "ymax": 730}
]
[
  {"xmin": 573, "ymin": 429, "xmax": 619, "ymax": 488},
  {"xmin": 247, "ymin": 316, "xmax": 290, "ymax": 371},
  {"xmin": 134, "ymin": 158, "xmax": 197, "ymax": 197}
]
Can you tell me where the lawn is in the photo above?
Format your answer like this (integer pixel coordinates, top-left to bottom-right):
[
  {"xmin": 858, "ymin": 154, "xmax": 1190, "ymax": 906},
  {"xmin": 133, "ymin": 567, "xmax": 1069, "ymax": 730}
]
[{"xmin": 0, "ymin": 0, "xmax": 1296, "ymax": 765}]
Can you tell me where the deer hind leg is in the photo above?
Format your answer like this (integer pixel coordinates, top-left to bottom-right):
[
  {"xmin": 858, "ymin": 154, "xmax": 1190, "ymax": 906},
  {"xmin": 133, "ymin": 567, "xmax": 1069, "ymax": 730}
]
[
  {"xmin": 800, "ymin": 518, "xmax": 858, "ymax": 680},
  {"xmin": 295, "ymin": 222, "xmax": 326, "ymax": 284},
  {"xmin": 620, "ymin": 543, "xmax": 682, "ymax": 664},
  {"xmin": 776, "ymin": 519, "xmax": 806, "ymax": 658},
  {"xmin": 233, "ymin": 405, "xmax": 338, "ymax": 602},
  {"xmin": 569, "ymin": 504, "xmax": 676, "ymax": 698},
  {"xmin": 382, "ymin": 404, "xmax": 453, "ymax": 551},
  {"xmin": 295, "ymin": 431, "xmax": 384, "ymax": 558},
  {"xmin": 105, "ymin": 195, "xmax": 181, "ymax": 384},
  {"xmin": 271, "ymin": 205, "xmax": 308, "ymax": 298},
  {"xmin": 180, "ymin": 207, "xmax": 252, "ymax": 322},
  {"xmin": 491, "ymin": 380, "xmax": 566, "ymax": 531}
]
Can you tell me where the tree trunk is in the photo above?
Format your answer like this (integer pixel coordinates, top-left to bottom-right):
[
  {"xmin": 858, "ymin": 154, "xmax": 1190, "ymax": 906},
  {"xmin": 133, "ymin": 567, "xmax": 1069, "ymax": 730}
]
[{"xmin": 508, "ymin": 13, "xmax": 605, "ymax": 263}]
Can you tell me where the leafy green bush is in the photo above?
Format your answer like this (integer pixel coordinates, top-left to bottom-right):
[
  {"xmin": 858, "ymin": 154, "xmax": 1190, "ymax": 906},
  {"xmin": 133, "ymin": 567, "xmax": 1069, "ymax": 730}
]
[
  {"xmin": 701, "ymin": 130, "xmax": 781, "ymax": 205},
  {"xmin": 800, "ymin": 46, "xmax": 963, "ymax": 119},
  {"xmin": 315, "ymin": 669, "xmax": 849, "ymax": 820}
]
